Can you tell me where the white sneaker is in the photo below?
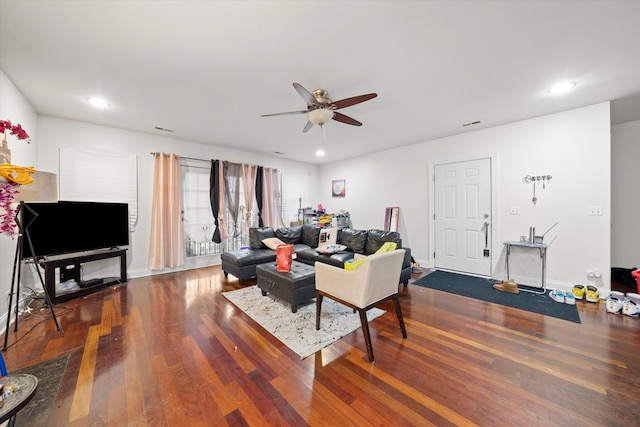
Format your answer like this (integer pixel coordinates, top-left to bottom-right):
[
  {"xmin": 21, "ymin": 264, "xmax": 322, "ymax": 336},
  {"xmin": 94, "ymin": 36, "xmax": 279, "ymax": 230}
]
[
  {"xmin": 564, "ymin": 293, "xmax": 576, "ymax": 305},
  {"xmin": 549, "ymin": 289, "xmax": 565, "ymax": 303},
  {"xmin": 606, "ymin": 297, "xmax": 623, "ymax": 314},
  {"xmin": 626, "ymin": 293, "xmax": 640, "ymax": 305},
  {"xmin": 622, "ymin": 298, "xmax": 639, "ymax": 317}
]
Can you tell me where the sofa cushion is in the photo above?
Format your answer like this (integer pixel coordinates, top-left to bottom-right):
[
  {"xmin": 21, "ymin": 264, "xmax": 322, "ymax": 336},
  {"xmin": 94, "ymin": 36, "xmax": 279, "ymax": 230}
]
[
  {"xmin": 301, "ymin": 224, "xmax": 322, "ymax": 248},
  {"xmin": 249, "ymin": 227, "xmax": 276, "ymax": 249},
  {"xmin": 339, "ymin": 228, "xmax": 368, "ymax": 254},
  {"xmin": 294, "ymin": 246, "xmax": 320, "ymax": 264},
  {"xmin": 276, "ymin": 225, "xmax": 302, "ymax": 244},
  {"xmin": 221, "ymin": 248, "xmax": 276, "ymax": 267},
  {"xmin": 365, "ymin": 229, "xmax": 401, "ymax": 255}
]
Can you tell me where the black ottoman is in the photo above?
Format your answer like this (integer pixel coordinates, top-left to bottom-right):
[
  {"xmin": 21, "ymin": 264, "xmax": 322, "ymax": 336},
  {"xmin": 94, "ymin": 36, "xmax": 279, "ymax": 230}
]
[{"xmin": 256, "ymin": 261, "xmax": 316, "ymax": 313}]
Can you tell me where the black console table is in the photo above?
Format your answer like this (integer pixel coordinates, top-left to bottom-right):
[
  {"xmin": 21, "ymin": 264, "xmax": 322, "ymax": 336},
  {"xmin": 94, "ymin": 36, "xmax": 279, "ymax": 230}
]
[{"xmin": 43, "ymin": 249, "xmax": 128, "ymax": 303}]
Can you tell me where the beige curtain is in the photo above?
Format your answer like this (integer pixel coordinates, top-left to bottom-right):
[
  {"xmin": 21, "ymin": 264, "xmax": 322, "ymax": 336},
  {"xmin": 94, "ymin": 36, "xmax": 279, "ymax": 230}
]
[
  {"xmin": 148, "ymin": 153, "xmax": 184, "ymax": 269},
  {"xmin": 262, "ymin": 167, "xmax": 284, "ymax": 229},
  {"xmin": 241, "ymin": 163, "xmax": 257, "ymax": 235}
]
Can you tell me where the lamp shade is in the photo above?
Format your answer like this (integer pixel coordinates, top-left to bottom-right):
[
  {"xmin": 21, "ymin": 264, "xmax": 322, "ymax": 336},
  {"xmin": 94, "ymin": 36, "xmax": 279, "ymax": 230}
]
[{"xmin": 14, "ymin": 171, "xmax": 58, "ymax": 202}]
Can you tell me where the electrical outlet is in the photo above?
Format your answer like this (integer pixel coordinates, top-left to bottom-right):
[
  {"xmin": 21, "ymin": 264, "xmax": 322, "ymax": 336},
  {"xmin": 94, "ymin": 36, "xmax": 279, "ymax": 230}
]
[
  {"xmin": 510, "ymin": 207, "xmax": 520, "ymax": 215},
  {"xmin": 588, "ymin": 206, "xmax": 603, "ymax": 216}
]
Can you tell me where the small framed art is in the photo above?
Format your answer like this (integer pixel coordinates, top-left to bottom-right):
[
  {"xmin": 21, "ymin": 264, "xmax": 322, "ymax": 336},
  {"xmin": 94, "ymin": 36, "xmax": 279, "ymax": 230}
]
[{"xmin": 332, "ymin": 179, "xmax": 345, "ymax": 197}]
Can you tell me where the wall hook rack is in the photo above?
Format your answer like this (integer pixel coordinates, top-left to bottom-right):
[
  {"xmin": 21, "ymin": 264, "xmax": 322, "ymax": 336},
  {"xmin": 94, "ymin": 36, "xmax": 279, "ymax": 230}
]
[{"xmin": 522, "ymin": 175, "xmax": 552, "ymax": 205}]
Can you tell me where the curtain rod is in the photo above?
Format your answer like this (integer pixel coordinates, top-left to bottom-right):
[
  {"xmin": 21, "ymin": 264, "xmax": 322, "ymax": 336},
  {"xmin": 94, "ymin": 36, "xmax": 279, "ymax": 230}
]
[
  {"xmin": 149, "ymin": 153, "xmax": 279, "ymax": 172},
  {"xmin": 150, "ymin": 152, "xmax": 211, "ymax": 163}
]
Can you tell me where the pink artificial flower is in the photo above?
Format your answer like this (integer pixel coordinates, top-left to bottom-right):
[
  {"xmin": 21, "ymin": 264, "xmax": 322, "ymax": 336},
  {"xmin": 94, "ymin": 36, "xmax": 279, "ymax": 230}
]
[{"xmin": 0, "ymin": 119, "xmax": 31, "ymax": 143}]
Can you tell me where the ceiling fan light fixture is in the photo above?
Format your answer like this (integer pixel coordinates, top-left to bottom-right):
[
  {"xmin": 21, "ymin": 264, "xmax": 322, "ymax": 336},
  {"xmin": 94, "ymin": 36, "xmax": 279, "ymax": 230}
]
[{"xmin": 308, "ymin": 108, "xmax": 334, "ymax": 126}]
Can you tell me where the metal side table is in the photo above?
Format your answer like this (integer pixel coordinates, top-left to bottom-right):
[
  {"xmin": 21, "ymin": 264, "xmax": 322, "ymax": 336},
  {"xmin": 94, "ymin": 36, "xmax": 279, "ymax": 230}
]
[
  {"xmin": 0, "ymin": 373, "xmax": 38, "ymax": 426},
  {"xmin": 503, "ymin": 241, "xmax": 547, "ymax": 294}
]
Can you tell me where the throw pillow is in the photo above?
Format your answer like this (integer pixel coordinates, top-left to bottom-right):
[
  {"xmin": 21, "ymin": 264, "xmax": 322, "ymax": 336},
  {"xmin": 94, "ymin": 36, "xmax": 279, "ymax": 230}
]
[
  {"xmin": 374, "ymin": 241, "xmax": 397, "ymax": 255},
  {"xmin": 262, "ymin": 237, "xmax": 286, "ymax": 250},
  {"xmin": 316, "ymin": 244, "xmax": 347, "ymax": 255},
  {"xmin": 344, "ymin": 257, "xmax": 367, "ymax": 271},
  {"xmin": 318, "ymin": 227, "xmax": 338, "ymax": 246}
]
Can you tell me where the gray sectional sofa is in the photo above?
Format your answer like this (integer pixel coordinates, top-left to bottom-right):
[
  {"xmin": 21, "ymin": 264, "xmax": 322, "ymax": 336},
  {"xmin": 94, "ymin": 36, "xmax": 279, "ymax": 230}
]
[{"xmin": 221, "ymin": 223, "xmax": 412, "ymax": 286}]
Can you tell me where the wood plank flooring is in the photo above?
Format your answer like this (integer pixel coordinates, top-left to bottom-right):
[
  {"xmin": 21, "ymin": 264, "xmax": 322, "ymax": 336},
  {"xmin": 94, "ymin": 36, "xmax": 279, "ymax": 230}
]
[{"xmin": 3, "ymin": 266, "xmax": 639, "ymax": 426}]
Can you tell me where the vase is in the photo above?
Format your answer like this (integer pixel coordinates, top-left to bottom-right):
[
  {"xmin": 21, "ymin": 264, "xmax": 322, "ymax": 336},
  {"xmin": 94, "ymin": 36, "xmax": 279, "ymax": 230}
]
[{"xmin": 0, "ymin": 132, "xmax": 10, "ymax": 164}]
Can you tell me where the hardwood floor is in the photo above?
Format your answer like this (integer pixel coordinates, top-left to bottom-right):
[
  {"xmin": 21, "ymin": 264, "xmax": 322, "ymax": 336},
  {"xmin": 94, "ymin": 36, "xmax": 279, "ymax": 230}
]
[{"xmin": 3, "ymin": 266, "xmax": 639, "ymax": 426}]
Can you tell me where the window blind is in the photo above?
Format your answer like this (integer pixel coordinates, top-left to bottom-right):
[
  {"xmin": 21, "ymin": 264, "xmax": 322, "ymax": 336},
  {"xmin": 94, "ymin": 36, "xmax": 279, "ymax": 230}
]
[{"xmin": 59, "ymin": 146, "xmax": 138, "ymax": 231}]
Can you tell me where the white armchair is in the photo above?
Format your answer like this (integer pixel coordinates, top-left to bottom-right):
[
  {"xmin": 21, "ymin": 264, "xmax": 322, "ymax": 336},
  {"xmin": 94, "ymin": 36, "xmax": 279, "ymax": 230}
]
[{"xmin": 314, "ymin": 249, "xmax": 407, "ymax": 362}]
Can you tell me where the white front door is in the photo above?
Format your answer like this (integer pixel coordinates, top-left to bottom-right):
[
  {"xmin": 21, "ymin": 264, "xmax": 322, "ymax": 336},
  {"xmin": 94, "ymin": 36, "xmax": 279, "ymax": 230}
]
[{"xmin": 434, "ymin": 158, "xmax": 492, "ymax": 276}]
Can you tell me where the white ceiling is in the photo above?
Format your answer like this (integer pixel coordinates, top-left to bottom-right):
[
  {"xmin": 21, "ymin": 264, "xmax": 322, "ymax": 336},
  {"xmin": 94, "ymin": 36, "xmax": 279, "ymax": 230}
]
[{"xmin": 2, "ymin": 0, "xmax": 640, "ymax": 164}]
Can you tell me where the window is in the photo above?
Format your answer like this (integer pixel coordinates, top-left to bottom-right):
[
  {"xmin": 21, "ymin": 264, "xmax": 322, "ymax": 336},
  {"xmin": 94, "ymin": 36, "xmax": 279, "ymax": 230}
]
[
  {"xmin": 181, "ymin": 162, "xmax": 219, "ymax": 257},
  {"xmin": 181, "ymin": 160, "xmax": 257, "ymax": 257},
  {"xmin": 180, "ymin": 161, "xmax": 306, "ymax": 258}
]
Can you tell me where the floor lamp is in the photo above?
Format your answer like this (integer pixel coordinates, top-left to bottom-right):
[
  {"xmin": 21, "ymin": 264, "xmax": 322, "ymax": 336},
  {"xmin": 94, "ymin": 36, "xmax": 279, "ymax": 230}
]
[{"xmin": 3, "ymin": 171, "xmax": 61, "ymax": 352}]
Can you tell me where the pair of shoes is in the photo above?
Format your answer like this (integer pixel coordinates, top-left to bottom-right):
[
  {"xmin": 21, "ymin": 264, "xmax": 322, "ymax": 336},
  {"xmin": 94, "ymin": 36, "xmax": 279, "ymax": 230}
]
[
  {"xmin": 493, "ymin": 280, "xmax": 519, "ymax": 294},
  {"xmin": 606, "ymin": 291, "xmax": 625, "ymax": 314},
  {"xmin": 549, "ymin": 289, "xmax": 576, "ymax": 304},
  {"xmin": 572, "ymin": 284, "xmax": 585, "ymax": 300},
  {"xmin": 411, "ymin": 262, "xmax": 422, "ymax": 274},
  {"xmin": 549, "ymin": 289, "xmax": 566, "ymax": 303},
  {"xmin": 585, "ymin": 285, "xmax": 599, "ymax": 303}
]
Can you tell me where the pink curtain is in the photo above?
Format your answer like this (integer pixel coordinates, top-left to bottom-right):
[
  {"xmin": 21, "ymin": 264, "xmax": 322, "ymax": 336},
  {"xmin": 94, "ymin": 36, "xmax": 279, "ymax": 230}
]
[
  {"xmin": 261, "ymin": 167, "xmax": 284, "ymax": 229},
  {"xmin": 148, "ymin": 153, "xmax": 184, "ymax": 269},
  {"xmin": 241, "ymin": 164, "xmax": 257, "ymax": 235}
]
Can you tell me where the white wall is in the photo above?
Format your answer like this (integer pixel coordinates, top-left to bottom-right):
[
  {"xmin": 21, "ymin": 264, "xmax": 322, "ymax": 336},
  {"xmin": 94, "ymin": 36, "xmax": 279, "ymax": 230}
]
[
  {"xmin": 611, "ymin": 119, "xmax": 640, "ymax": 268},
  {"xmin": 35, "ymin": 115, "xmax": 320, "ymax": 278},
  {"xmin": 0, "ymin": 70, "xmax": 38, "ymax": 321},
  {"xmin": 320, "ymin": 103, "xmax": 612, "ymax": 290}
]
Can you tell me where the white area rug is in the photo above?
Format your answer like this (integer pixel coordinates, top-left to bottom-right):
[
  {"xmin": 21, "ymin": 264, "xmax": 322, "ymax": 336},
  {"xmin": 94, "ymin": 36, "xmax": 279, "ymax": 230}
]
[{"xmin": 222, "ymin": 285, "xmax": 385, "ymax": 359}]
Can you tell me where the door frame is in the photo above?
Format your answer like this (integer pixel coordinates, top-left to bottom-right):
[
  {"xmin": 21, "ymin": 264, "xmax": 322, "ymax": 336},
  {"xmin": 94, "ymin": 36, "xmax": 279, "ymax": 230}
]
[{"xmin": 428, "ymin": 152, "xmax": 498, "ymax": 278}]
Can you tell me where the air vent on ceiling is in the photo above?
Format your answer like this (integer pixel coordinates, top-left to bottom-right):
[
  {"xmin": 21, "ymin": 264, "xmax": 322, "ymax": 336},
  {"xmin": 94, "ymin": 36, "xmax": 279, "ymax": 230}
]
[
  {"xmin": 462, "ymin": 120, "xmax": 482, "ymax": 127},
  {"xmin": 154, "ymin": 126, "xmax": 174, "ymax": 132}
]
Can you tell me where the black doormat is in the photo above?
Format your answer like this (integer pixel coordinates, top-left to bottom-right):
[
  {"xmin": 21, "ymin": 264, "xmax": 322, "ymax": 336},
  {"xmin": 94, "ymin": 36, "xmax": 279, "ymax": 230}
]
[
  {"xmin": 413, "ymin": 270, "xmax": 581, "ymax": 323},
  {"xmin": 10, "ymin": 354, "xmax": 70, "ymax": 426}
]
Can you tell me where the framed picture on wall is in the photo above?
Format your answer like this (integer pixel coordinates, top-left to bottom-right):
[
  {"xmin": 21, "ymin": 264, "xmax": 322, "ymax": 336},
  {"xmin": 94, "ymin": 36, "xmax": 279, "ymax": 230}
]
[{"xmin": 332, "ymin": 179, "xmax": 345, "ymax": 197}]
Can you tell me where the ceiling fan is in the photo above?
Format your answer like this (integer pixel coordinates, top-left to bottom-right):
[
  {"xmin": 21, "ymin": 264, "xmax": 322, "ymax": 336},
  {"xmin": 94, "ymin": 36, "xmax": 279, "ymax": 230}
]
[{"xmin": 262, "ymin": 83, "xmax": 377, "ymax": 133}]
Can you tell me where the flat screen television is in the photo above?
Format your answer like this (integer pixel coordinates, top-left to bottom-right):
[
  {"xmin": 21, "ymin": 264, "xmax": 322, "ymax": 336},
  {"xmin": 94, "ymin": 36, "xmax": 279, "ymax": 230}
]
[{"xmin": 21, "ymin": 201, "xmax": 130, "ymax": 259}]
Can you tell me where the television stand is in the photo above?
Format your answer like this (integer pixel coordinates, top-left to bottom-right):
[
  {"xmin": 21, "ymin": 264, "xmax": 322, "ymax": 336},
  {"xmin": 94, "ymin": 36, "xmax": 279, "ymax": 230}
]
[{"xmin": 43, "ymin": 249, "xmax": 127, "ymax": 304}]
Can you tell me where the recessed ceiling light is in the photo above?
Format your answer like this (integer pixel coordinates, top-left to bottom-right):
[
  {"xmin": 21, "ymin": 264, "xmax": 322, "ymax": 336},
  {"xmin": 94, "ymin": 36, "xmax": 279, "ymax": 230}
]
[
  {"xmin": 316, "ymin": 150, "xmax": 325, "ymax": 157},
  {"xmin": 87, "ymin": 97, "xmax": 110, "ymax": 108},
  {"xmin": 547, "ymin": 82, "xmax": 577, "ymax": 95}
]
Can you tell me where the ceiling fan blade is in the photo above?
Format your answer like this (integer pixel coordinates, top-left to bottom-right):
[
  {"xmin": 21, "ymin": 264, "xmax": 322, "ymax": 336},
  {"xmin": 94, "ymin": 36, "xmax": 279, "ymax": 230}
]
[
  {"xmin": 331, "ymin": 93, "xmax": 377, "ymax": 110},
  {"xmin": 332, "ymin": 112, "xmax": 363, "ymax": 126},
  {"xmin": 261, "ymin": 110, "xmax": 307, "ymax": 117},
  {"xmin": 293, "ymin": 83, "xmax": 317, "ymax": 107},
  {"xmin": 302, "ymin": 121, "xmax": 314, "ymax": 133}
]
